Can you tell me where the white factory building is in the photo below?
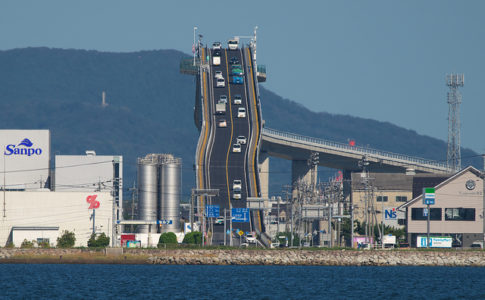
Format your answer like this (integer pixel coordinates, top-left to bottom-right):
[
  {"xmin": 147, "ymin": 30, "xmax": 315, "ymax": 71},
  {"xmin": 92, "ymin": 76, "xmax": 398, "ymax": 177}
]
[{"xmin": 0, "ymin": 129, "xmax": 122, "ymax": 247}]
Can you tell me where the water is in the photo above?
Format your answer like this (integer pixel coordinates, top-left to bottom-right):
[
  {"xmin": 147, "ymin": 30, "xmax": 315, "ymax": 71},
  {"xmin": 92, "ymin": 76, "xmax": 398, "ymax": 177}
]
[{"xmin": 0, "ymin": 264, "xmax": 484, "ymax": 299}]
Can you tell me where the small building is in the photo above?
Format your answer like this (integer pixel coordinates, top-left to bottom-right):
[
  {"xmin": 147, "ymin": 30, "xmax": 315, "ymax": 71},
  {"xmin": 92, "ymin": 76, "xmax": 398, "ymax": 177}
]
[{"xmin": 397, "ymin": 166, "xmax": 484, "ymax": 248}]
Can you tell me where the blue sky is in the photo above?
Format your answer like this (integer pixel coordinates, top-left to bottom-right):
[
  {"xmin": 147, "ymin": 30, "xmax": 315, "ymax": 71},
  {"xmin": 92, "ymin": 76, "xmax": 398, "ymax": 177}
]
[{"xmin": 1, "ymin": 0, "xmax": 484, "ymax": 154}]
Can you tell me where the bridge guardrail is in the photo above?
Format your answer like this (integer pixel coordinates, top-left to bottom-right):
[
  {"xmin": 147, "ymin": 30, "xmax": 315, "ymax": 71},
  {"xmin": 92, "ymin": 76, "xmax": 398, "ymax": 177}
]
[{"xmin": 262, "ymin": 128, "xmax": 450, "ymax": 171}]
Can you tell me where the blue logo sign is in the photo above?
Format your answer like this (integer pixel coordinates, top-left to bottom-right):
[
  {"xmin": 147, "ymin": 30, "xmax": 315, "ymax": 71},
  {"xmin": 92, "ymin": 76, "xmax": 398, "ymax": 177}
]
[
  {"xmin": 205, "ymin": 205, "xmax": 220, "ymax": 218},
  {"xmin": 385, "ymin": 208, "xmax": 397, "ymax": 220},
  {"xmin": 231, "ymin": 208, "xmax": 249, "ymax": 223},
  {"xmin": 4, "ymin": 138, "xmax": 42, "ymax": 156},
  {"xmin": 157, "ymin": 220, "xmax": 173, "ymax": 225}
]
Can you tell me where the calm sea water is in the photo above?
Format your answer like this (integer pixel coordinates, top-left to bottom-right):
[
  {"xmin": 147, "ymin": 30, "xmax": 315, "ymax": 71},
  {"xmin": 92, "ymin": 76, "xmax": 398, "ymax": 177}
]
[{"xmin": 0, "ymin": 264, "xmax": 484, "ymax": 299}]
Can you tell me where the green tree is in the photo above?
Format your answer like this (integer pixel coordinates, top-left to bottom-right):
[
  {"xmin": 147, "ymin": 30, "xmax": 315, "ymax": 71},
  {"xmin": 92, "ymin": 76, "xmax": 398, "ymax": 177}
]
[
  {"xmin": 182, "ymin": 231, "xmax": 202, "ymax": 244},
  {"xmin": 159, "ymin": 232, "xmax": 178, "ymax": 245},
  {"xmin": 87, "ymin": 233, "xmax": 110, "ymax": 248},
  {"xmin": 20, "ymin": 239, "xmax": 34, "ymax": 248},
  {"xmin": 57, "ymin": 230, "xmax": 76, "ymax": 248}
]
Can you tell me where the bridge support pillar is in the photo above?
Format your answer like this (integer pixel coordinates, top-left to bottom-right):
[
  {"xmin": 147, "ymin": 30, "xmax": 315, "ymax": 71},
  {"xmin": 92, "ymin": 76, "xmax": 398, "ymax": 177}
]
[
  {"xmin": 291, "ymin": 160, "xmax": 317, "ymax": 199},
  {"xmin": 258, "ymin": 152, "xmax": 270, "ymax": 199}
]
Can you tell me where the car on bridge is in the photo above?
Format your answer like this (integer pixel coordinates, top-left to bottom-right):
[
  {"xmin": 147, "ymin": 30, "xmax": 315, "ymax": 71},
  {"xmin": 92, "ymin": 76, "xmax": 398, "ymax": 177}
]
[
  {"xmin": 214, "ymin": 71, "xmax": 223, "ymax": 79},
  {"xmin": 231, "ymin": 65, "xmax": 243, "ymax": 76},
  {"xmin": 219, "ymin": 95, "xmax": 228, "ymax": 104},
  {"xmin": 212, "ymin": 42, "xmax": 222, "ymax": 50},
  {"xmin": 214, "ymin": 217, "xmax": 224, "ymax": 225},
  {"xmin": 216, "ymin": 77, "xmax": 225, "ymax": 88},
  {"xmin": 233, "ymin": 179, "xmax": 242, "ymax": 190},
  {"xmin": 228, "ymin": 39, "xmax": 239, "ymax": 50},
  {"xmin": 230, "ymin": 56, "xmax": 239, "ymax": 65},
  {"xmin": 237, "ymin": 107, "xmax": 246, "ymax": 118},
  {"xmin": 231, "ymin": 76, "xmax": 244, "ymax": 84},
  {"xmin": 233, "ymin": 94, "xmax": 242, "ymax": 105},
  {"xmin": 232, "ymin": 143, "xmax": 241, "ymax": 153},
  {"xmin": 218, "ymin": 119, "xmax": 227, "ymax": 128},
  {"xmin": 236, "ymin": 135, "xmax": 246, "ymax": 144},
  {"xmin": 233, "ymin": 190, "xmax": 241, "ymax": 199}
]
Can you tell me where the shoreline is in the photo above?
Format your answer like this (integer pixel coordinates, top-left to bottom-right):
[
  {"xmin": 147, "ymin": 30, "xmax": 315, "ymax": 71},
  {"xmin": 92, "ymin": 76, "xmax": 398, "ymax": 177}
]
[{"xmin": 0, "ymin": 248, "xmax": 484, "ymax": 266}]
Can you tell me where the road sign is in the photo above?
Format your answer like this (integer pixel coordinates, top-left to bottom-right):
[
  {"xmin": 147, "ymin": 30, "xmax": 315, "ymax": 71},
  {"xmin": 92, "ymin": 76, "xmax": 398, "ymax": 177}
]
[
  {"xmin": 423, "ymin": 208, "xmax": 428, "ymax": 217},
  {"xmin": 226, "ymin": 230, "xmax": 230, "ymax": 235},
  {"xmin": 423, "ymin": 187, "xmax": 435, "ymax": 205},
  {"xmin": 157, "ymin": 220, "xmax": 173, "ymax": 225},
  {"xmin": 205, "ymin": 205, "xmax": 220, "ymax": 218},
  {"xmin": 231, "ymin": 208, "xmax": 249, "ymax": 222},
  {"xmin": 238, "ymin": 230, "xmax": 244, "ymax": 236}
]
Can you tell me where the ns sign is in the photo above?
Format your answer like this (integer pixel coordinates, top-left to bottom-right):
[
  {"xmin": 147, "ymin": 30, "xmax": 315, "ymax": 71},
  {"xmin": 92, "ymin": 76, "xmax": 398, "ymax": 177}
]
[{"xmin": 385, "ymin": 208, "xmax": 397, "ymax": 220}]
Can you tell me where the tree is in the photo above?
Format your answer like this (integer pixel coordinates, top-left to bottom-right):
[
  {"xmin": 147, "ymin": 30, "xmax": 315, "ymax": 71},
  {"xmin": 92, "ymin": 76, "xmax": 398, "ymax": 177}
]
[
  {"xmin": 88, "ymin": 233, "xmax": 110, "ymax": 248},
  {"xmin": 21, "ymin": 239, "xmax": 34, "ymax": 248},
  {"xmin": 159, "ymin": 232, "xmax": 177, "ymax": 245},
  {"xmin": 57, "ymin": 230, "xmax": 76, "ymax": 248},
  {"xmin": 182, "ymin": 231, "xmax": 202, "ymax": 244}
]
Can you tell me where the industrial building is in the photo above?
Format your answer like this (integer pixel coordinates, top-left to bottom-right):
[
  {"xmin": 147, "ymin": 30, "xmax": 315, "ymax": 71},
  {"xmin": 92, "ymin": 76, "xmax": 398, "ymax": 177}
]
[{"xmin": 0, "ymin": 130, "xmax": 122, "ymax": 247}]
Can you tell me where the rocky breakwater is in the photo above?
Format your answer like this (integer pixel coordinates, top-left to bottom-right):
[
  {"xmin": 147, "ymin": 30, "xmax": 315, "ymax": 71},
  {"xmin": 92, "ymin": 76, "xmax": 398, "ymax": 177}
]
[{"xmin": 146, "ymin": 249, "xmax": 485, "ymax": 266}]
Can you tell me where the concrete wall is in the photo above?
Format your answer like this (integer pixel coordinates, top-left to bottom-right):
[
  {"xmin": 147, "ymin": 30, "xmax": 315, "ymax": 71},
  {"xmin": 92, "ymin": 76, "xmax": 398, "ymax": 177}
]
[{"xmin": 0, "ymin": 191, "xmax": 112, "ymax": 247}]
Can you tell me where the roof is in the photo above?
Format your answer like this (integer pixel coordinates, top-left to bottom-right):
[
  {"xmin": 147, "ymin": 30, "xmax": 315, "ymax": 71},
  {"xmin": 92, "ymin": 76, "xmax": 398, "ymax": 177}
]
[{"xmin": 397, "ymin": 165, "xmax": 483, "ymax": 211}]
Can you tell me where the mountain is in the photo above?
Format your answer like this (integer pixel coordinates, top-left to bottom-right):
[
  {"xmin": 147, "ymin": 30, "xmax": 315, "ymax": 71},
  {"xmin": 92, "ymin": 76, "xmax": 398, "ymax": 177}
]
[{"xmin": 0, "ymin": 47, "xmax": 480, "ymax": 202}]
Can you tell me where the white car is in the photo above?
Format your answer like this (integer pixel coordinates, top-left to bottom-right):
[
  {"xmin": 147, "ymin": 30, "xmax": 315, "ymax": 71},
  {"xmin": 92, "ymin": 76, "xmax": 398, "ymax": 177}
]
[
  {"xmin": 212, "ymin": 42, "xmax": 222, "ymax": 50},
  {"xmin": 233, "ymin": 190, "xmax": 241, "ymax": 199},
  {"xmin": 232, "ymin": 143, "xmax": 241, "ymax": 153},
  {"xmin": 233, "ymin": 179, "xmax": 242, "ymax": 190},
  {"xmin": 214, "ymin": 71, "xmax": 223, "ymax": 79},
  {"xmin": 228, "ymin": 39, "xmax": 239, "ymax": 50},
  {"xmin": 237, "ymin": 107, "xmax": 246, "ymax": 118},
  {"xmin": 214, "ymin": 217, "xmax": 224, "ymax": 225},
  {"xmin": 216, "ymin": 77, "xmax": 225, "ymax": 88},
  {"xmin": 218, "ymin": 119, "xmax": 227, "ymax": 128},
  {"xmin": 219, "ymin": 95, "xmax": 228, "ymax": 104},
  {"xmin": 233, "ymin": 94, "xmax": 242, "ymax": 105},
  {"xmin": 236, "ymin": 136, "xmax": 246, "ymax": 144},
  {"xmin": 245, "ymin": 233, "xmax": 256, "ymax": 244}
]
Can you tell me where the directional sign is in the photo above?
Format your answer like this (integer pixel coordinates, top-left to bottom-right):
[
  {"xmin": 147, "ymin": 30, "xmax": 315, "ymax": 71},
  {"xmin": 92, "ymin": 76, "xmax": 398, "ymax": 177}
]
[
  {"xmin": 231, "ymin": 208, "xmax": 250, "ymax": 222},
  {"xmin": 157, "ymin": 220, "xmax": 173, "ymax": 225},
  {"xmin": 205, "ymin": 205, "xmax": 220, "ymax": 218},
  {"xmin": 423, "ymin": 187, "xmax": 435, "ymax": 205}
]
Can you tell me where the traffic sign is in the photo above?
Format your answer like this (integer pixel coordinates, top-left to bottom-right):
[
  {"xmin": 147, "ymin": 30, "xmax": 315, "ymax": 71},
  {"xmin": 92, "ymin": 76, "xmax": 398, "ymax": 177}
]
[
  {"xmin": 226, "ymin": 230, "xmax": 230, "ymax": 235},
  {"xmin": 231, "ymin": 208, "xmax": 250, "ymax": 222},
  {"xmin": 238, "ymin": 230, "xmax": 244, "ymax": 236},
  {"xmin": 423, "ymin": 187, "xmax": 435, "ymax": 205},
  {"xmin": 157, "ymin": 220, "xmax": 173, "ymax": 225},
  {"xmin": 205, "ymin": 205, "xmax": 220, "ymax": 218}
]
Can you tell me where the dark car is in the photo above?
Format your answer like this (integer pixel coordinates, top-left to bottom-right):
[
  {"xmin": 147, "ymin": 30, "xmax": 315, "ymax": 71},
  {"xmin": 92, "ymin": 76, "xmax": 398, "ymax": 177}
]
[
  {"xmin": 231, "ymin": 76, "xmax": 244, "ymax": 84},
  {"xmin": 230, "ymin": 57, "xmax": 239, "ymax": 65}
]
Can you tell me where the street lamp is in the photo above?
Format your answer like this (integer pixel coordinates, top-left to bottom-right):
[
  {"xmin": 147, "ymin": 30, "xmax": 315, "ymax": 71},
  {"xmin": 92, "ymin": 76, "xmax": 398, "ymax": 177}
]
[{"xmin": 193, "ymin": 26, "xmax": 198, "ymax": 66}]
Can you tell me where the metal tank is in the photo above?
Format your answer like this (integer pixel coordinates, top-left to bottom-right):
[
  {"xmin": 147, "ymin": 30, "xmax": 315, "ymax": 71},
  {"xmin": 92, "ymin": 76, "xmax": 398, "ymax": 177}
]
[
  {"xmin": 159, "ymin": 154, "xmax": 182, "ymax": 233},
  {"xmin": 137, "ymin": 155, "xmax": 159, "ymax": 233}
]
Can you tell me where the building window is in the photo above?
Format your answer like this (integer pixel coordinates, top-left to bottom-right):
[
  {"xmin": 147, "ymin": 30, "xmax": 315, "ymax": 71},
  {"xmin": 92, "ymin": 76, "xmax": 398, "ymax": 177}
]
[
  {"xmin": 411, "ymin": 208, "xmax": 442, "ymax": 221},
  {"xmin": 398, "ymin": 219, "xmax": 406, "ymax": 225},
  {"xmin": 396, "ymin": 196, "xmax": 407, "ymax": 202},
  {"xmin": 377, "ymin": 196, "xmax": 388, "ymax": 202},
  {"xmin": 445, "ymin": 208, "xmax": 475, "ymax": 221}
]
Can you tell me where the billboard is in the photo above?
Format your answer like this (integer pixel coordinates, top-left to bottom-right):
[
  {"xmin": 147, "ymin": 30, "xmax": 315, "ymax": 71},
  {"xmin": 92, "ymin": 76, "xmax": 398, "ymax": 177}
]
[
  {"xmin": 417, "ymin": 236, "xmax": 452, "ymax": 248},
  {"xmin": 383, "ymin": 207, "xmax": 405, "ymax": 228},
  {"xmin": 0, "ymin": 130, "xmax": 50, "ymax": 190}
]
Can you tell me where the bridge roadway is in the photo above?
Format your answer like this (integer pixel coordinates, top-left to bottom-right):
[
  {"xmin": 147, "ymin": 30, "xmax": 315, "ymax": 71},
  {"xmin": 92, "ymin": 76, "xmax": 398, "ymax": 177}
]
[
  {"xmin": 261, "ymin": 128, "xmax": 451, "ymax": 174},
  {"xmin": 198, "ymin": 46, "xmax": 261, "ymax": 244}
]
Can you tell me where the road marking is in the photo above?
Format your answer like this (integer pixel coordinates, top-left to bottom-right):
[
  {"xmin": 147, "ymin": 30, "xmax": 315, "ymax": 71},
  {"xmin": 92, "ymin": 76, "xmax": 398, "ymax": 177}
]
[
  {"xmin": 198, "ymin": 48, "xmax": 209, "ymax": 212},
  {"xmin": 224, "ymin": 49, "xmax": 234, "ymax": 208}
]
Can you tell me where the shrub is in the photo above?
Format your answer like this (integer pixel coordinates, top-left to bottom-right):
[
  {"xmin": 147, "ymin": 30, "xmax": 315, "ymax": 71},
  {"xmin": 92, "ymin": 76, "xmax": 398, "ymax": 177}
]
[
  {"xmin": 182, "ymin": 231, "xmax": 202, "ymax": 244},
  {"xmin": 20, "ymin": 239, "xmax": 34, "ymax": 248},
  {"xmin": 57, "ymin": 230, "xmax": 76, "ymax": 248},
  {"xmin": 88, "ymin": 233, "xmax": 110, "ymax": 248},
  {"xmin": 5, "ymin": 242, "xmax": 15, "ymax": 248},
  {"xmin": 159, "ymin": 232, "xmax": 178, "ymax": 245}
]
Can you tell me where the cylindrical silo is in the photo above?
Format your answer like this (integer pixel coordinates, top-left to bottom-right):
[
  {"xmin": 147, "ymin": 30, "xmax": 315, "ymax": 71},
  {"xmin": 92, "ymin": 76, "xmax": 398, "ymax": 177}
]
[
  {"xmin": 137, "ymin": 155, "xmax": 159, "ymax": 233},
  {"xmin": 159, "ymin": 155, "xmax": 182, "ymax": 233}
]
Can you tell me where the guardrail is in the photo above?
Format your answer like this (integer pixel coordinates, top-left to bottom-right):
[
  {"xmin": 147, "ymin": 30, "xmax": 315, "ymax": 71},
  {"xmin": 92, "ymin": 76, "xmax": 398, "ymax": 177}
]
[{"xmin": 262, "ymin": 127, "xmax": 450, "ymax": 171}]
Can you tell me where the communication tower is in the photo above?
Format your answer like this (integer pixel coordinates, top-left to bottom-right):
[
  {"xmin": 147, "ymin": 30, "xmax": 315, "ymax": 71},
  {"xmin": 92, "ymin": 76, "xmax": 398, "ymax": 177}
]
[{"xmin": 446, "ymin": 74, "xmax": 464, "ymax": 172}]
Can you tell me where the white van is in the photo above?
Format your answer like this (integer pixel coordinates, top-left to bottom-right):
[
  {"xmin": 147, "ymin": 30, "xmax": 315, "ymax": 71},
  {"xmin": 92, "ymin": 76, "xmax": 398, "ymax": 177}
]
[{"xmin": 228, "ymin": 39, "xmax": 239, "ymax": 50}]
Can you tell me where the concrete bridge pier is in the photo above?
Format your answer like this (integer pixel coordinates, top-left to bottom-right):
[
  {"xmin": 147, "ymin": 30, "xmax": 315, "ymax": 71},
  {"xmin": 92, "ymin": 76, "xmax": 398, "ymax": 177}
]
[
  {"xmin": 291, "ymin": 160, "xmax": 318, "ymax": 199},
  {"xmin": 258, "ymin": 151, "xmax": 270, "ymax": 199}
]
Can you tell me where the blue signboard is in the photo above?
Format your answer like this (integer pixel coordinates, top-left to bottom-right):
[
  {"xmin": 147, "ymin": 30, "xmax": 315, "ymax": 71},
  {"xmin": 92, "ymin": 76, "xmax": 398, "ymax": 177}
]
[
  {"xmin": 231, "ymin": 208, "xmax": 249, "ymax": 222},
  {"xmin": 206, "ymin": 205, "xmax": 220, "ymax": 218},
  {"xmin": 157, "ymin": 220, "xmax": 173, "ymax": 225}
]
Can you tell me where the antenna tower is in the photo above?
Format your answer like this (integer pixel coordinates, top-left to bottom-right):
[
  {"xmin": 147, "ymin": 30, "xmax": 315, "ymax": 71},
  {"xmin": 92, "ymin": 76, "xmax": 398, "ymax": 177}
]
[{"xmin": 446, "ymin": 73, "xmax": 464, "ymax": 172}]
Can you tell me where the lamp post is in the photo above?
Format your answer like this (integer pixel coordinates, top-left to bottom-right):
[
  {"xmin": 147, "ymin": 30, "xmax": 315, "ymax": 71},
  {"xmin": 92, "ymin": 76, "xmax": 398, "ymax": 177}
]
[{"xmin": 193, "ymin": 26, "xmax": 198, "ymax": 66}]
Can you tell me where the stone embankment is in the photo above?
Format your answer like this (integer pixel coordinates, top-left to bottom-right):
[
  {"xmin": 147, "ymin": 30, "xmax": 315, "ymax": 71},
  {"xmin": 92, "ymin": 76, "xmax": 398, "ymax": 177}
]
[{"xmin": 0, "ymin": 248, "xmax": 484, "ymax": 266}]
